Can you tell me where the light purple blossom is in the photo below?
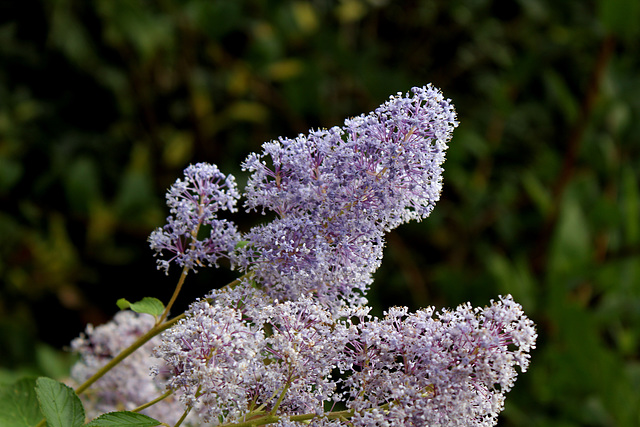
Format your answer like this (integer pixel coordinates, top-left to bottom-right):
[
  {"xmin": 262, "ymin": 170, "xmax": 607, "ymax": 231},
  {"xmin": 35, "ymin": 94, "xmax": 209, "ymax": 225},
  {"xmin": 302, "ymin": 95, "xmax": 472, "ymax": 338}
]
[
  {"xmin": 242, "ymin": 85, "xmax": 457, "ymax": 229},
  {"xmin": 153, "ymin": 296, "xmax": 265, "ymax": 423},
  {"xmin": 154, "ymin": 293, "xmax": 350, "ymax": 424},
  {"xmin": 257, "ymin": 296, "xmax": 350, "ymax": 415},
  {"xmin": 69, "ymin": 311, "xmax": 193, "ymax": 425},
  {"xmin": 153, "ymin": 294, "xmax": 535, "ymax": 426},
  {"xmin": 149, "ymin": 163, "xmax": 241, "ymax": 274},
  {"xmin": 236, "ymin": 85, "xmax": 458, "ymax": 306},
  {"xmin": 131, "ymin": 85, "xmax": 537, "ymax": 426},
  {"xmin": 236, "ymin": 215, "xmax": 383, "ymax": 307},
  {"xmin": 342, "ymin": 294, "xmax": 537, "ymax": 426},
  {"xmin": 274, "ymin": 417, "xmax": 345, "ymax": 426}
]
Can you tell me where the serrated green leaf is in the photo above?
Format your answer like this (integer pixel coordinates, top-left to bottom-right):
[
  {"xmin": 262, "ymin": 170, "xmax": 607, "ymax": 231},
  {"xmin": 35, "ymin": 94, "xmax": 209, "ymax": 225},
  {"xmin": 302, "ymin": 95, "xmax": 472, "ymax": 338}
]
[
  {"xmin": 129, "ymin": 297, "xmax": 165, "ymax": 317},
  {"xmin": 117, "ymin": 298, "xmax": 132, "ymax": 310},
  {"xmin": 35, "ymin": 377, "xmax": 85, "ymax": 427},
  {"xmin": 0, "ymin": 377, "xmax": 43, "ymax": 427},
  {"xmin": 85, "ymin": 411, "xmax": 162, "ymax": 427}
]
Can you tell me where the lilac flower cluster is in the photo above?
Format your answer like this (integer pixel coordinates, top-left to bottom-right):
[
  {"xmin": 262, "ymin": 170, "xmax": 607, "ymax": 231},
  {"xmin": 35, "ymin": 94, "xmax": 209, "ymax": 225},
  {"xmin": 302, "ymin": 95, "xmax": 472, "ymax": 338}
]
[
  {"xmin": 148, "ymin": 163, "xmax": 240, "ymax": 274},
  {"xmin": 147, "ymin": 86, "xmax": 457, "ymax": 308},
  {"xmin": 152, "ymin": 293, "xmax": 535, "ymax": 426},
  {"xmin": 69, "ymin": 311, "xmax": 194, "ymax": 425},
  {"xmin": 237, "ymin": 85, "xmax": 458, "ymax": 306},
  {"xmin": 242, "ymin": 85, "xmax": 456, "ymax": 228},
  {"xmin": 342, "ymin": 295, "xmax": 536, "ymax": 426},
  {"xmin": 154, "ymin": 300, "xmax": 263, "ymax": 422},
  {"xmin": 154, "ymin": 287, "xmax": 349, "ymax": 424},
  {"xmin": 69, "ymin": 85, "xmax": 537, "ymax": 426}
]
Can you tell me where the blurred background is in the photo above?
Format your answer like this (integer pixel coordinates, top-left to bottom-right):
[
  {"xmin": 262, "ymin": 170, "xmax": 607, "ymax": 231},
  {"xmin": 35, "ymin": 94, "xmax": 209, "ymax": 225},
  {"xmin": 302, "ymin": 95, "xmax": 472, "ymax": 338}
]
[{"xmin": 1, "ymin": 0, "xmax": 639, "ymax": 425}]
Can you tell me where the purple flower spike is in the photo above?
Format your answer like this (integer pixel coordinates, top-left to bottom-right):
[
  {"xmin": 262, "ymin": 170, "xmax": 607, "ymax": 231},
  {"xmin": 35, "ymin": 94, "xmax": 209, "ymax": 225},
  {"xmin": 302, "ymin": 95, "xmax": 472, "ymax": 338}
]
[
  {"xmin": 238, "ymin": 85, "xmax": 458, "ymax": 306},
  {"xmin": 344, "ymin": 295, "xmax": 537, "ymax": 426},
  {"xmin": 340, "ymin": 85, "xmax": 458, "ymax": 230},
  {"xmin": 242, "ymin": 85, "xmax": 457, "ymax": 229},
  {"xmin": 149, "ymin": 163, "xmax": 241, "ymax": 274}
]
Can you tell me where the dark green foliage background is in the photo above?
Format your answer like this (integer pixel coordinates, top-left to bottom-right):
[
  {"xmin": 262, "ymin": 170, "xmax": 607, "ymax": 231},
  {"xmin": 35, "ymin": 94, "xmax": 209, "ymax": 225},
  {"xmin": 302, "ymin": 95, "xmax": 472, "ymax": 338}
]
[{"xmin": 1, "ymin": 0, "xmax": 639, "ymax": 425}]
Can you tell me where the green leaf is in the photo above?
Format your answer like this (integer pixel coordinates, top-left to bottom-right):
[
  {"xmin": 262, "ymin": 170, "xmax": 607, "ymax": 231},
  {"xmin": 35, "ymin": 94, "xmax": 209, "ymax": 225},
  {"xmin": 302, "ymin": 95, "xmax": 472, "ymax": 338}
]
[
  {"xmin": 129, "ymin": 297, "xmax": 165, "ymax": 317},
  {"xmin": 34, "ymin": 377, "xmax": 84, "ymax": 427},
  {"xmin": 117, "ymin": 298, "xmax": 164, "ymax": 316},
  {"xmin": 543, "ymin": 69, "xmax": 579, "ymax": 123},
  {"xmin": 85, "ymin": 411, "xmax": 162, "ymax": 427},
  {"xmin": 35, "ymin": 343, "xmax": 76, "ymax": 380},
  {"xmin": 521, "ymin": 171, "xmax": 552, "ymax": 216},
  {"xmin": 0, "ymin": 377, "xmax": 43, "ymax": 427},
  {"xmin": 116, "ymin": 298, "xmax": 132, "ymax": 310}
]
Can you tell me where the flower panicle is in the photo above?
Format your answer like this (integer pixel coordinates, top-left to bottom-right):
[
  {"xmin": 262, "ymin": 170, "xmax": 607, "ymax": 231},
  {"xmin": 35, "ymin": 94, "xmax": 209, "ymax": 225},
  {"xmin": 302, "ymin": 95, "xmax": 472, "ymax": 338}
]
[
  {"xmin": 67, "ymin": 85, "xmax": 537, "ymax": 426},
  {"xmin": 148, "ymin": 163, "xmax": 241, "ymax": 274},
  {"xmin": 235, "ymin": 85, "xmax": 458, "ymax": 307},
  {"xmin": 148, "ymin": 292, "xmax": 536, "ymax": 426}
]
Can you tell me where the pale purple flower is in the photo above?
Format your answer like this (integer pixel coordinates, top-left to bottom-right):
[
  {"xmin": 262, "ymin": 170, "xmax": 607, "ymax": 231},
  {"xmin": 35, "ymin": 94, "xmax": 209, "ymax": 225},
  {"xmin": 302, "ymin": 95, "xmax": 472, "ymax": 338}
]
[
  {"xmin": 274, "ymin": 417, "xmax": 345, "ymax": 426},
  {"xmin": 153, "ymin": 297, "xmax": 265, "ymax": 424},
  {"xmin": 257, "ymin": 296, "xmax": 350, "ymax": 415},
  {"xmin": 71, "ymin": 84, "xmax": 539, "ymax": 427},
  {"xmin": 242, "ymin": 85, "xmax": 457, "ymax": 229},
  {"xmin": 342, "ymin": 295, "xmax": 537, "ymax": 426},
  {"xmin": 69, "ymin": 311, "xmax": 192, "ymax": 425},
  {"xmin": 149, "ymin": 163, "xmax": 241, "ymax": 274},
  {"xmin": 237, "ymin": 85, "xmax": 458, "ymax": 306},
  {"xmin": 154, "ymin": 294, "xmax": 535, "ymax": 426},
  {"xmin": 236, "ymin": 215, "xmax": 383, "ymax": 307},
  {"xmin": 154, "ymin": 293, "xmax": 351, "ymax": 424}
]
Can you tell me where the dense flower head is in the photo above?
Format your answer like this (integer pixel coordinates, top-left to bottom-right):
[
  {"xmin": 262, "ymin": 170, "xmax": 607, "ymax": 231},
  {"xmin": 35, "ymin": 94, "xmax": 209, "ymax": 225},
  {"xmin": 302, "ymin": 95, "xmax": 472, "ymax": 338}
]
[
  {"xmin": 236, "ymin": 85, "xmax": 458, "ymax": 306},
  {"xmin": 242, "ymin": 85, "xmax": 457, "ymax": 229},
  {"xmin": 67, "ymin": 85, "xmax": 539, "ymax": 427},
  {"xmin": 236, "ymin": 215, "xmax": 383, "ymax": 307},
  {"xmin": 149, "ymin": 162, "xmax": 241, "ymax": 274},
  {"xmin": 258, "ymin": 296, "xmax": 350, "ymax": 415},
  {"xmin": 69, "ymin": 311, "xmax": 192, "ymax": 425},
  {"xmin": 342, "ymin": 294, "xmax": 537, "ymax": 426},
  {"xmin": 154, "ymin": 292, "xmax": 351, "ymax": 424},
  {"xmin": 148, "ymin": 87, "xmax": 457, "ymax": 308},
  {"xmin": 153, "ymin": 298, "xmax": 264, "ymax": 423},
  {"xmin": 152, "ymin": 293, "xmax": 535, "ymax": 426}
]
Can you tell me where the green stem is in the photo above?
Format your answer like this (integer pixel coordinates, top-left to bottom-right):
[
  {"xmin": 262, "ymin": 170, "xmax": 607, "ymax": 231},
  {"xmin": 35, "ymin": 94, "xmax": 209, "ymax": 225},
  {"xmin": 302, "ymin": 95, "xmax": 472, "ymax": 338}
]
[
  {"xmin": 159, "ymin": 264, "xmax": 190, "ymax": 324},
  {"xmin": 75, "ymin": 314, "xmax": 184, "ymax": 395},
  {"xmin": 160, "ymin": 208, "xmax": 204, "ymax": 324},
  {"xmin": 75, "ymin": 273, "xmax": 251, "ymax": 396},
  {"xmin": 173, "ymin": 406, "xmax": 192, "ymax": 427},
  {"xmin": 217, "ymin": 397, "xmax": 398, "ymax": 427},
  {"xmin": 132, "ymin": 389, "xmax": 174, "ymax": 413},
  {"xmin": 269, "ymin": 376, "xmax": 292, "ymax": 415},
  {"xmin": 221, "ymin": 414, "xmax": 280, "ymax": 427}
]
